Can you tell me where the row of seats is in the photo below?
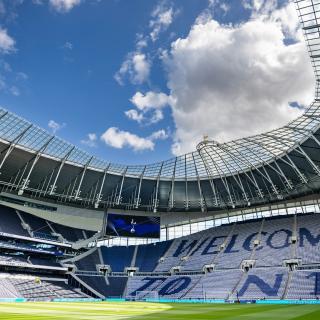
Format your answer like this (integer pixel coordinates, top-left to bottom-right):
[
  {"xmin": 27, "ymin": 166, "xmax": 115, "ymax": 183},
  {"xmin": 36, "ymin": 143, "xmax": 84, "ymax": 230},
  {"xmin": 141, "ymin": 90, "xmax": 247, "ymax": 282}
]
[
  {"xmin": 0, "ymin": 275, "xmax": 88, "ymax": 300},
  {"xmin": 0, "ymin": 253, "xmax": 62, "ymax": 268},
  {"xmin": 10, "ymin": 278, "xmax": 88, "ymax": 300},
  {"xmin": 124, "ymin": 267, "xmax": 320, "ymax": 300}
]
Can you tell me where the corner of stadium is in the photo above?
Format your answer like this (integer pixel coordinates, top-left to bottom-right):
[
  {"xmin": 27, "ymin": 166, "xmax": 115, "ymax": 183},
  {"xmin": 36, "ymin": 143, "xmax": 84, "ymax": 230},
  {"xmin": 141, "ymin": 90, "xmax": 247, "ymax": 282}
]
[{"xmin": 0, "ymin": 0, "xmax": 320, "ymax": 319}]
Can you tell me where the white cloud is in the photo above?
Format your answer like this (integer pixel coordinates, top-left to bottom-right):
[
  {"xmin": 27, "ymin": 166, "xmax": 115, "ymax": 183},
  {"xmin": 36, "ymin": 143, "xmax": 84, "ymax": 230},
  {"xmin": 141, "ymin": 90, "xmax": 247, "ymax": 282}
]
[
  {"xmin": 268, "ymin": 2, "xmax": 302, "ymax": 41},
  {"xmin": 101, "ymin": 127, "xmax": 155, "ymax": 151},
  {"xmin": 132, "ymin": 53, "xmax": 150, "ymax": 83},
  {"xmin": 149, "ymin": 109, "xmax": 164, "ymax": 124},
  {"xmin": 130, "ymin": 91, "xmax": 172, "ymax": 111},
  {"xmin": 149, "ymin": 129, "xmax": 168, "ymax": 140},
  {"xmin": 208, "ymin": 0, "xmax": 230, "ymax": 14},
  {"xmin": 136, "ymin": 33, "xmax": 148, "ymax": 50},
  {"xmin": 10, "ymin": 86, "xmax": 19, "ymax": 96},
  {"xmin": 81, "ymin": 133, "xmax": 97, "ymax": 147},
  {"xmin": 243, "ymin": 0, "xmax": 301, "ymax": 41},
  {"xmin": 48, "ymin": 120, "xmax": 66, "ymax": 134},
  {"xmin": 100, "ymin": 127, "xmax": 168, "ymax": 152},
  {"xmin": 63, "ymin": 41, "xmax": 73, "ymax": 50},
  {"xmin": 114, "ymin": 2, "xmax": 178, "ymax": 86},
  {"xmin": 150, "ymin": 4, "xmax": 175, "ymax": 42},
  {"xmin": 126, "ymin": 91, "xmax": 172, "ymax": 124},
  {"xmin": 115, "ymin": 52, "xmax": 150, "ymax": 85},
  {"xmin": 124, "ymin": 109, "xmax": 144, "ymax": 123},
  {"xmin": 162, "ymin": 1, "xmax": 314, "ymax": 155},
  {"xmin": 0, "ymin": 28, "xmax": 15, "ymax": 54},
  {"xmin": 49, "ymin": 0, "xmax": 81, "ymax": 13},
  {"xmin": 219, "ymin": 3, "xmax": 230, "ymax": 14}
]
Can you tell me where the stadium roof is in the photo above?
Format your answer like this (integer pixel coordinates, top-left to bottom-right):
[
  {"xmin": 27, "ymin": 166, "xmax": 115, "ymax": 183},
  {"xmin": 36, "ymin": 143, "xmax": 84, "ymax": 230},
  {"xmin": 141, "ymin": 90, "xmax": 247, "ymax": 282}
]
[{"xmin": 0, "ymin": 0, "xmax": 319, "ymax": 213}]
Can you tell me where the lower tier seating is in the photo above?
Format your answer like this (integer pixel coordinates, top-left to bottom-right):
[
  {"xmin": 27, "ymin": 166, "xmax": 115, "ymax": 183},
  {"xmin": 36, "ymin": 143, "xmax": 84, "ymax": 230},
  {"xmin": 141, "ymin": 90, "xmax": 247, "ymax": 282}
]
[{"xmin": 0, "ymin": 274, "xmax": 88, "ymax": 300}]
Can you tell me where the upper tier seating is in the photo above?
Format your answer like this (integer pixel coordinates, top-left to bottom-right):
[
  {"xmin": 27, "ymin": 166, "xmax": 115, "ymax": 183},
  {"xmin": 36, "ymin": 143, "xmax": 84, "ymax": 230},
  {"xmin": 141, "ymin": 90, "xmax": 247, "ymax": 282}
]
[
  {"xmin": 100, "ymin": 246, "xmax": 135, "ymax": 272},
  {"xmin": 76, "ymin": 248, "xmax": 101, "ymax": 271},
  {"xmin": 0, "ymin": 253, "xmax": 28, "ymax": 264},
  {"xmin": 30, "ymin": 258, "xmax": 61, "ymax": 267},
  {"xmin": 20, "ymin": 210, "xmax": 89, "ymax": 243},
  {"xmin": 215, "ymin": 221, "xmax": 262, "ymax": 269},
  {"xmin": 51, "ymin": 222, "xmax": 85, "ymax": 243},
  {"xmin": 0, "ymin": 205, "xmax": 29, "ymax": 237},
  {"xmin": 296, "ymin": 213, "xmax": 320, "ymax": 265},
  {"xmin": 254, "ymin": 216, "xmax": 294, "ymax": 267},
  {"xmin": 180, "ymin": 224, "xmax": 232, "ymax": 271},
  {"xmin": 0, "ymin": 205, "xmax": 94, "ymax": 244},
  {"xmin": 135, "ymin": 241, "xmax": 173, "ymax": 272},
  {"xmin": 19, "ymin": 211, "xmax": 53, "ymax": 238},
  {"xmin": 0, "ymin": 254, "xmax": 62, "ymax": 268}
]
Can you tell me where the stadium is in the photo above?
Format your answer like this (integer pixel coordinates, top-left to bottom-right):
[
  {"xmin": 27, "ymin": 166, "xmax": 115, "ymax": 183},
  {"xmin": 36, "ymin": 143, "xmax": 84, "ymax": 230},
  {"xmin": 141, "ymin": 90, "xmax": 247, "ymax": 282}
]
[{"xmin": 0, "ymin": 0, "xmax": 320, "ymax": 319}]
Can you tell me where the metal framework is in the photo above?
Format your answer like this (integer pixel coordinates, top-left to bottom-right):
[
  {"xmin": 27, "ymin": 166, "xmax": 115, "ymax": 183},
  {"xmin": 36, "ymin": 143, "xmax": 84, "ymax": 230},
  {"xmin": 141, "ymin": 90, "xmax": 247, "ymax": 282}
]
[{"xmin": 0, "ymin": 0, "xmax": 320, "ymax": 213}]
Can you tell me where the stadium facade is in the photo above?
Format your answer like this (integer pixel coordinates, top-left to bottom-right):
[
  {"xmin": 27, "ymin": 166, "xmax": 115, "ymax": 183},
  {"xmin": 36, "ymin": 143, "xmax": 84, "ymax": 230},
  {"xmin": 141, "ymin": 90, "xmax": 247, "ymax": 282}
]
[{"xmin": 0, "ymin": 0, "xmax": 319, "ymax": 303}]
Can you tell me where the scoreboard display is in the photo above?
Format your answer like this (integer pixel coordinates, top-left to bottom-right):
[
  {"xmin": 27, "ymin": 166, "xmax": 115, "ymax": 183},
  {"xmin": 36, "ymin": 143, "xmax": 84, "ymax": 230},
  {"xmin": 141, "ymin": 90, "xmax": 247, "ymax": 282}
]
[{"xmin": 105, "ymin": 212, "xmax": 160, "ymax": 239}]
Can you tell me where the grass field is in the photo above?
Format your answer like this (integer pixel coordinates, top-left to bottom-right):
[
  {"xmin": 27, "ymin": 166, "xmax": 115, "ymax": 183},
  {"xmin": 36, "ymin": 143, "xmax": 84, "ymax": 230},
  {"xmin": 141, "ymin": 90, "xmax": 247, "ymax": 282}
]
[{"xmin": 0, "ymin": 302, "xmax": 319, "ymax": 320}]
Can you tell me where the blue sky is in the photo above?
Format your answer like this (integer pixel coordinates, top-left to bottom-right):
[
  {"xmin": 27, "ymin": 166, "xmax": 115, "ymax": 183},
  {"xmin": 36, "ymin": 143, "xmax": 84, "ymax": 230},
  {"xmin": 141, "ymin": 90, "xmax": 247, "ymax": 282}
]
[{"xmin": 0, "ymin": 0, "xmax": 315, "ymax": 165}]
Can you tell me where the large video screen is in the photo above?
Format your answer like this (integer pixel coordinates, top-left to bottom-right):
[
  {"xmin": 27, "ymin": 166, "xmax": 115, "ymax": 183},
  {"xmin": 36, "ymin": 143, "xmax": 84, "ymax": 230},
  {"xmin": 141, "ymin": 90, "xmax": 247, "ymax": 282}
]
[{"xmin": 105, "ymin": 212, "xmax": 160, "ymax": 239}]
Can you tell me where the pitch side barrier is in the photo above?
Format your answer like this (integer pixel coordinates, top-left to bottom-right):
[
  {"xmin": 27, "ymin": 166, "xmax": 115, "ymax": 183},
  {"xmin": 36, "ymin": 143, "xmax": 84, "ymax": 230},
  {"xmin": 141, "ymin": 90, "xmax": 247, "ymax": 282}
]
[
  {"xmin": 52, "ymin": 298, "xmax": 102, "ymax": 302},
  {"xmin": 0, "ymin": 298, "xmax": 26, "ymax": 303},
  {"xmin": 256, "ymin": 299, "xmax": 320, "ymax": 305},
  {"xmin": 118, "ymin": 299, "xmax": 320, "ymax": 304}
]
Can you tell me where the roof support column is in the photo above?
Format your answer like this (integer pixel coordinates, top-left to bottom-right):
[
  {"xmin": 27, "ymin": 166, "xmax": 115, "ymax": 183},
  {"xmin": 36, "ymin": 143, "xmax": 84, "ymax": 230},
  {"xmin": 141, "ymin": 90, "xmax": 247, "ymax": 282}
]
[
  {"xmin": 285, "ymin": 154, "xmax": 308, "ymax": 184},
  {"xmin": 153, "ymin": 164, "xmax": 163, "ymax": 213},
  {"xmin": 168, "ymin": 158, "xmax": 177, "ymax": 210},
  {"xmin": 245, "ymin": 138, "xmax": 293, "ymax": 189},
  {"xmin": 214, "ymin": 146, "xmax": 249, "ymax": 202},
  {"xmin": 74, "ymin": 156, "xmax": 93, "ymax": 199},
  {"xmin": 116, "ymin": 167, "xmax": 127, "ymax": 205},
  {"xmin": 49, "ymin": 147, "xmax": 75, "ymax": 195},
  {"xmin": 263, "ymin": 133, "xmax": 308, "ymax": 183},
  {"xmin": 197, "ymin": 149, "xmax": 219, "ymax": 206},
  {"xmin": 184, "ymin": 155, "xmax": 189, "ymax": 210},
  {"xmin": 217, "ymin": 143, "xmax": 263, "ymax": 198},
  {"xmin": 297, "ymin": 145, "xmax": 320, "ymax": 176},
  {"xmin": 0, "ymin": 124, "xmax": 33, "ymax": 172},
  {"xmin": 94, "ymin": 165, "xmax": 110, "ymax": 209},
  {"xmin": 135, "ymin": 166, "xmax": 146, "ymax": 209},
  {"xmin": 204, "ymin": 146, "xmax": 235, "ymax": 207},
  {"xmin": 18, "ymin": 136, "xmax": 54, "ymax": 196},
  {"xmin": 232, "ymin": 142, "xmax": 279, "ymax": 196},
  {"xmin": 192, "ymin": 153, "xmax": 206, "ymax": 212}
]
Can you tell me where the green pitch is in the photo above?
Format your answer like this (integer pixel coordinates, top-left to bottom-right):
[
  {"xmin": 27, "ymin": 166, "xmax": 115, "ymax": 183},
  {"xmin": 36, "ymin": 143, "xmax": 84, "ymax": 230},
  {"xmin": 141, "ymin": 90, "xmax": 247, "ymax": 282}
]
[{"xmin": 0, "ymin": 302, "xmax": 319, "ymax": 319}]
